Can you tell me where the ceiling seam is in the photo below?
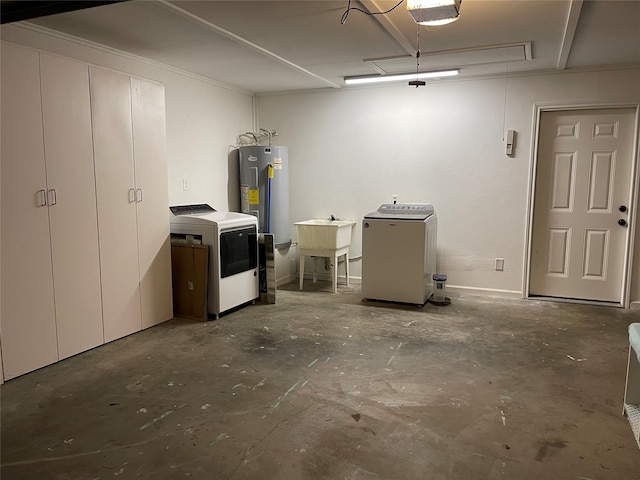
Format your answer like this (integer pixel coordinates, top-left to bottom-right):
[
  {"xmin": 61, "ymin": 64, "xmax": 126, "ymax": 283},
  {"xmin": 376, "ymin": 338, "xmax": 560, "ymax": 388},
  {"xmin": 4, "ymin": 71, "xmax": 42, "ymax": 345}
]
[
  {"xmin": 360, "ymin": 0, "xmax": 416, "ymax": 56},
  {"xmin": 557, "ymin": 0, "xmax": 584, "ymax": 70},
  {"xmin": 157, "ymin": 0, "xmax": 340, "ymax": 89}
]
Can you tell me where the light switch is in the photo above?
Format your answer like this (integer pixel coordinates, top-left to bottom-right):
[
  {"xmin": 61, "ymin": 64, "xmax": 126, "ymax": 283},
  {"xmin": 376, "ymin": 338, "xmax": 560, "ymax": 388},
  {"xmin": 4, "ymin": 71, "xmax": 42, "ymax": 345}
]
[{"xmin": 505, "ymin": 130, "xmax": 516, "ymax": 156}]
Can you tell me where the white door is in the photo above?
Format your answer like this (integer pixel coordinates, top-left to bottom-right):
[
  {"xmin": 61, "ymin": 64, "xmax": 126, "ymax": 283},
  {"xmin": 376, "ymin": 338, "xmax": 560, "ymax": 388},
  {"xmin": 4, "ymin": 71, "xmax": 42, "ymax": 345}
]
[
  {"xmin": 130, "ymin": 78, "xmax": 173, "ymax": 329},
  {"xmin": 0, "ymin": 44, "xmax": 58, "ymax": 378},
  {"xmin": 40, "ymin": 54, "xmax": 104, "ymax": 359},
  {"xmin": 530, "ymin": 108, "xmax": 636, "ymax": 303},
  {"xmin": 90, "ymin": 66, "xmax": 142, "ymax": 342}
]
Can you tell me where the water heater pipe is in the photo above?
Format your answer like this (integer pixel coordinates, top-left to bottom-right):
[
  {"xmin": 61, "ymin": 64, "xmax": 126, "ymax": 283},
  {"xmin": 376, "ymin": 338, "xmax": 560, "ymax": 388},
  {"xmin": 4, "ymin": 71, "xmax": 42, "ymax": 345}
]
[{"xmin": 266, "ymin": 164, "xmax": 274, "ymax": 233}]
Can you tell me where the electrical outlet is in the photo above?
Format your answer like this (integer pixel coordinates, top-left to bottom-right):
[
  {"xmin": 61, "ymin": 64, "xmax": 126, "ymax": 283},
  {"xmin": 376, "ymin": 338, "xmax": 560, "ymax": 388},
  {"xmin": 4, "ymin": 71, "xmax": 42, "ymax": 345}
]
[
  {"xmin": 495, "ymin": 258, "xmax": 504, "ymax": 271},
  {"xmin": 182, "ymin": 179, "xmax": 190, "ymax": 191}
]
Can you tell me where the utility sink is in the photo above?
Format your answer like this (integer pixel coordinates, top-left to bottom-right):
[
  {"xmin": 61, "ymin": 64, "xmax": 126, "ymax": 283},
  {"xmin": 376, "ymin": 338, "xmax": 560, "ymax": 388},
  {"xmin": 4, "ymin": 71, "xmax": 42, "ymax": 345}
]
[
  {"xmin": 294, "ymin": 219, "xmax": 356, "ymax": 293},
  {"xmin": 294, "ymin": 219, "xmax": 356, "ymax": 250}
]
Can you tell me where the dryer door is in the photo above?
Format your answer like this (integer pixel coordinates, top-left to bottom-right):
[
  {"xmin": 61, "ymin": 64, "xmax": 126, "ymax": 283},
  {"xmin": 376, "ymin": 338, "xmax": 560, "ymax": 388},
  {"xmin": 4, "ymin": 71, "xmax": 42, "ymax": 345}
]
[{"xmin": 220, "ymin": 226, "xmax": 258, "ymax": 278}]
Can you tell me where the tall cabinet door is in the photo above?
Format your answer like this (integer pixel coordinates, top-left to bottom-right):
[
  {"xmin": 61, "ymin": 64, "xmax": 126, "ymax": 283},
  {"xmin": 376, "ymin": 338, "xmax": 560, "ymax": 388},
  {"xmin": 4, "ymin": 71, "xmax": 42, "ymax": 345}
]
[
  {"xmin": 40, "ymin": 54, "xmax": 104, "ymax": 359},
  {"xmin": 0, "ymin": 44, "xmax": 58, "ymax": 379},
  {"xmin": 131, "ymin": 78, "xmax": 173, "ymax": 328},
  {"xmin": 90, "ymin": 66, "xmax": 142, "ymax": 342}
]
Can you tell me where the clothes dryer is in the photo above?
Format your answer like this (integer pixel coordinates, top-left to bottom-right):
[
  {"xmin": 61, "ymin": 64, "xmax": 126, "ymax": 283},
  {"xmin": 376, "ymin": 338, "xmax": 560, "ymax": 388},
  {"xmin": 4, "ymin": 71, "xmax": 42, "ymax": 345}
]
[{"xmin": 170, "ymin": 204, "xmax": 258, "ymax": 318}]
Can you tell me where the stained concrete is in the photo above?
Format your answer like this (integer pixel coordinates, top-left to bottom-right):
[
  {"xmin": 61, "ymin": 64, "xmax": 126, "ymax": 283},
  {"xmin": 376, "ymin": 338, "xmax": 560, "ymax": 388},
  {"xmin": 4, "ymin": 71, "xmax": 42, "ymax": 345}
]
[{"xmin": 2, "ymin": 282, "xmax": 640, "ymax": 479}]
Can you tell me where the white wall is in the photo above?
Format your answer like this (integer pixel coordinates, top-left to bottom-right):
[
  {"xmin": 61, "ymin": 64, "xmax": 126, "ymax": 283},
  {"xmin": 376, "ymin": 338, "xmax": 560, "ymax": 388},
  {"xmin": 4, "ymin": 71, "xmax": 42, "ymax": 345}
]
[
  {"xmin": 256, "ymin": 68, "xmax": 640, "ymax": 304},
  {"xmin": 3, "ymin": 24, "xmax": 638, "ymax": 305},
  {"xmin": 1, "ymin": 24, "xmax": 253, "ymax": 211}
]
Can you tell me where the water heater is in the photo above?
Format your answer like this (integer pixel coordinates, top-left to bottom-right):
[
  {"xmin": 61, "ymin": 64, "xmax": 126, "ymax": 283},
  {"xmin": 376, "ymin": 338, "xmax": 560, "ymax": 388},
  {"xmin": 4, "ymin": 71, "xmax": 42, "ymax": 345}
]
[{"xmin": 238, "ymin": 145, "xmax": 290, "ymax": 247}]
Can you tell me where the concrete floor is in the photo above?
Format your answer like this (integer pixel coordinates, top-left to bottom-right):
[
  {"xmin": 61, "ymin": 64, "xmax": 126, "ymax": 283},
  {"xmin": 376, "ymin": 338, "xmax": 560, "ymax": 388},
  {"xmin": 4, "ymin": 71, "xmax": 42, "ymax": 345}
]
[{"xmin": 2, "ymin": 282, "xmax": 640, "ymax": 480}]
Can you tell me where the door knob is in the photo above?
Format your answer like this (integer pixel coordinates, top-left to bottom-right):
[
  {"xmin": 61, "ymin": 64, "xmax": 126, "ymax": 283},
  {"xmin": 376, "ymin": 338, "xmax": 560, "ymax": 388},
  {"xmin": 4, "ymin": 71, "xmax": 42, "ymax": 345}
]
[
  {"xmin": 618, "ymin": 219, "xmax": 627, "ymax": 227},
  {"xmin": 619, "ymin": 205, "xmax": 628, "ymax": 213}
]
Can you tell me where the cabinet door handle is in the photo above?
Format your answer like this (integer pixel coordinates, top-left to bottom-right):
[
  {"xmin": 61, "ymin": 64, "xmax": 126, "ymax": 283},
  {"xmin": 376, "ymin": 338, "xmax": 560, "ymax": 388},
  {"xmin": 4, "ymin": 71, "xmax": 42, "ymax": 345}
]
[
  {"xmin": 37, "ymin": 189, "xmax": 47, "ymax": 207},
  {"xmin": 128, "ymin": 188, "xmax": 136, "ymax": 203},
  {"xmin": 48, "ymin": 188, "xmax": 57, "ymax": 206},
  {"xmin": 136, "ymin": 188, "xmax": 143, "ymax": 203}
]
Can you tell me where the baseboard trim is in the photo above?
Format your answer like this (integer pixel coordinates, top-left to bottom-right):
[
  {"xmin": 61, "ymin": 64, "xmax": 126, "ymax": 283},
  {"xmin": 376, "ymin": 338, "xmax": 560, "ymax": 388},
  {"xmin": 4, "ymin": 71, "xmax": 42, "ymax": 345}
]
[
  {"xmin": 276, "ymin": 273, "xmax": 297, "ymax": 288},
  {"xmin": 446, "ymin": 285, "xmax": 523, "ymax": 299}
]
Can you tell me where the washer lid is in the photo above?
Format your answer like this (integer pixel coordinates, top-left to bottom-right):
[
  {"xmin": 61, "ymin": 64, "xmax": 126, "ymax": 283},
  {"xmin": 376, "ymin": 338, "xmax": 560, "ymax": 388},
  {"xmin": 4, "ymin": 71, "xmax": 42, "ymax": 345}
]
[{"xmin": 364, "ymin": 203, "xmax": 434, "ymax": 220}]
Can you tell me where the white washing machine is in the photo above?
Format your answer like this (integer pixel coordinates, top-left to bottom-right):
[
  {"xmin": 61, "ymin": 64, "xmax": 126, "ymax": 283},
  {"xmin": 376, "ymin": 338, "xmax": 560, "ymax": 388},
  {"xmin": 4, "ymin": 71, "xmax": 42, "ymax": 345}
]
[
  {"xmin": 362, "ymin": 203, "xmax": 437, "ymax": 305},
  {"xmin": 170, "ymin": 204, "xmax": 258, "ymax": 318}
]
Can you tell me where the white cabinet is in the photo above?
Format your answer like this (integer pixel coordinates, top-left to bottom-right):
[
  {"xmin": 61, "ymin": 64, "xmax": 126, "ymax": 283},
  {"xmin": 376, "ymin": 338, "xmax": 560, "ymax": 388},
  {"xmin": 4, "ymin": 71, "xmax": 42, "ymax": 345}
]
[
  {"xmin": 1, "ymin": 45, "xmax": 172, "ymax": 379},
  {"xmin": 90, "ymin": 67, "xmax": 143, "ymax": 342},
  {"xmin": 1, "ymin": 45, "xmax": 104, "ymax": 379},
  {"xmin": 90, "ymin": 67, "xmax": 173, "ymax": 342},
  {"xmin": 130, "ymin": 78, "xmax": 173, "ymax": 329},
  {"xmin": 1, "ymin": 44, "xmax": 58, "ymax": 379},
  {"xmin": 40, "ymin": 54, "xmax": 104, "ymax": 360}
]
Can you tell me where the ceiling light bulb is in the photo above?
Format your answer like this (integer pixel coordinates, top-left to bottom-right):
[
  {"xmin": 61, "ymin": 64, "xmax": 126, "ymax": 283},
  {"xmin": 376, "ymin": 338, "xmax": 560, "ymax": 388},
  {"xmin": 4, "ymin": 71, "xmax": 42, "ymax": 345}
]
[{"xmin": 344, "ymin": 69, "xmax": 459, "ymax": 85}]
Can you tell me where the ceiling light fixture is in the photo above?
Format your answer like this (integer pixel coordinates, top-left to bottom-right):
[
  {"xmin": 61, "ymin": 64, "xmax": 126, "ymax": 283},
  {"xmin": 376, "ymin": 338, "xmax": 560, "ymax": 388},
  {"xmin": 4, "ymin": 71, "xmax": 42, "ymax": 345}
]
[
  {"xmin": 407, "ymin": 0, "xmax": 462, "ymax": 26},
  {"xmin": 344, "ymin": 69, "xmax": 459, "ymax": 85}
]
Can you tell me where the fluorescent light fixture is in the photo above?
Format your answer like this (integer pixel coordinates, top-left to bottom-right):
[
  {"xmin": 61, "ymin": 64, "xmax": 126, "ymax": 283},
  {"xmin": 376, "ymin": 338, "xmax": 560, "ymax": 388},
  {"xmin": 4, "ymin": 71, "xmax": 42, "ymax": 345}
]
[
  {"xmin": 407, "ymin": 0, "xmax": 462, "ymax": 26},
  {"xmin": 344, "ymin": 69, "xmax": 459, "ymax": 85}
]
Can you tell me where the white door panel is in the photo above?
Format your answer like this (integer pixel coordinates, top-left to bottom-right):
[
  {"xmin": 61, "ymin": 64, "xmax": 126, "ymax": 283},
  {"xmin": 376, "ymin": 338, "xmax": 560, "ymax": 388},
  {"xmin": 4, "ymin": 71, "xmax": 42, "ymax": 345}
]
[
  {"xmin": 40, "ymin": 54, "xmax": 104, "ymax": 359},
  {"xmin": 0, "ymin": 44, "xmax": 58, "ymax": 378},
  {"xmin": 547, "ymin": 228, "xmax": 570, "ymax": 276},
  {"xmin": 130, "ymin": 78, "xmax": 173, "ymax": 328},
  {"xmin": 550, "ymin": 153, "xmax": 574, "ymax": 210},
  {"xmin": 90, "ymin": 66, "xmax": 142, "ymax": 342},
  {"xmin": 583, "ymin": 229, "xmax": 608, "ymax": 278},
  {"xmin": 530, "ymin": 108, "xmax": 635, "ymax": 303}
]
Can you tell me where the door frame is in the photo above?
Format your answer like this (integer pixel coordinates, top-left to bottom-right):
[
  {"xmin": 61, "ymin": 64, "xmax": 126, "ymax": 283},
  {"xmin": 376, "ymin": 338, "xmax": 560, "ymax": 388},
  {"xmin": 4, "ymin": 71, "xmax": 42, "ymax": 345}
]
[{"xmin": 523, "ymin": 102, "xmax": 640, "ymax": 308}]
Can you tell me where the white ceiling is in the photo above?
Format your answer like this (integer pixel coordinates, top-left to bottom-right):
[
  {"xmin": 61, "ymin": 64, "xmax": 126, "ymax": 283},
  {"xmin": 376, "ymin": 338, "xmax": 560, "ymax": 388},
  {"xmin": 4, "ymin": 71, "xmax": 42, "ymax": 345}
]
[{"xmin": 16, "ymin": 0, "xmax": 640, "ymax": 94}]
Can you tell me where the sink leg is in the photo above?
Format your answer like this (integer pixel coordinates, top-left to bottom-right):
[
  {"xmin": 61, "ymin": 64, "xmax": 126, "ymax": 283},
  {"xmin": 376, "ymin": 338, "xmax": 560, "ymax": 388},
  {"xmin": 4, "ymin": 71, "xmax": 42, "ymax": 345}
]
[
  {"xmin": 332, "ymin": 254, "xmax": 338, "ymax": 293},
  {"xmin": 299, "ymin": 254, "xmax": 305, "ymax": 290},
  {"xmin": 312, "ymin": 257, "xmax": 318, "ymax": 283},
  {"xmin": 345, "ymin": 252, "xmax": 350, "ymax": 287}
]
